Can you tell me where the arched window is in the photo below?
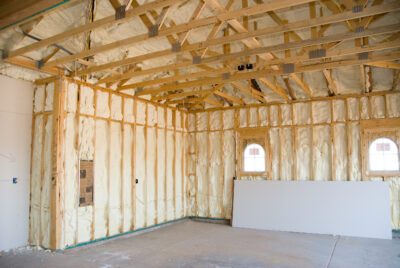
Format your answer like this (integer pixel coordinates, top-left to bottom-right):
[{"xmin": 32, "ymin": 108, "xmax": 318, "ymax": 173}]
[
  {"xmin": 243, "ymin": 143, "xmax": 265, "ymax": 172},
  {"xmin": 369, "ymin": 137, "xmax": 399, "ymax": 172}
]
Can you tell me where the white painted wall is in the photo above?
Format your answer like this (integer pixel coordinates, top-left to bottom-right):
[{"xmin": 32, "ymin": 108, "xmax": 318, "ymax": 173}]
[
  {"xmin": 0, "ymin": 75, "xmax": 33, "ymax": 251},
  {"xmin": 233, "ymin": 180, "xmax": 392, "ymax": 239}
]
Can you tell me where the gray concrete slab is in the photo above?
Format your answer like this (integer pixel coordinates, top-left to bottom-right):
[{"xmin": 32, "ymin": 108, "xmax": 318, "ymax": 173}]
[{"xmin": 1, "ymin": 220, "xmax": 399, "ymax": 268}]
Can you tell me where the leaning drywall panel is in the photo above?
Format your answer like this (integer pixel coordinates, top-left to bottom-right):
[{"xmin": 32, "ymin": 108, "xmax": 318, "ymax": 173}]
[
  {"xmin": 0, "ymin": 75, "xmax": 33, "ymax": 251},
  {"xmin": 232, "ymin": 180, "xmax": 392, "ymax": 239}
]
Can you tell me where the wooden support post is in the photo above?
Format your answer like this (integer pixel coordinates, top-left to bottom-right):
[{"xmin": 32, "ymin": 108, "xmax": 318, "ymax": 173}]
[
  {"xmin": 291, "ymin": 103, "xmax": 297, "ymax": 181},
  {"xmin": 181, "ymin": 111, "xmax": 185, "ymax": 218},
  {"xmin": 207, "ymin": 111, "xmax": 211, "ymax": 217},
  {"xmin": 106, "ymin": 92, "xmax": 111, "ymax": 237},
  {"xmin": 74, "ymin": 84, "xmax": 81, "ymax": 244},
  {"xmin": 172, "ymin": 110, "xmax": 176, "ymax": 219},
  {"xmin": 49, "ymin": 76, "xmax": 66, "ymax": 250},
  {"xmin": 39, "ymin": 84, "xmax": 47, "ymax": 247},
  {"xmin": 144, "ymin": 103, "xmax": 148, "ymax": 226},
  {"xmin": 220, "ymin": 110, "xmax": 225, "ymax": 218},
  {"xmin": 164, "ymin": 107, "xmax": 168, "ymax": 221},
  {"xmin": 91, "ymin": 86, "xmax": 98, "ymax": 239},
  {"xmin": 194, "ymin": 113, "xmax": 198, "ymax": 216},
  {"xmin": 345, "ymin": 99, "xmax": 351, "ymax": 181},
  {"xmin": 131, "ymin": 99, "xmax": 137, "ymax": 230},
  {"xmin": 120, "ymin": 98, "xmax": 125, "ymax": 233},
  {"xmin": 154, "ymin": 109, "xmax": 158, "ymax": 224},
  {"xmin": 310, "ymin": 101, "xmax": 314, "ymax": 181},
  {"xmin": 331, "ymin": 100, "xmax": 336, "ymax": 181}
]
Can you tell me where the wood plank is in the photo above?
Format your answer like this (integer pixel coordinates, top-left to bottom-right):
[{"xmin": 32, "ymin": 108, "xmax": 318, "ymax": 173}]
[
  {"xmin": 6, "ymin": 0, "xmax": 181, "ymax": 58},
  {"xmin": 42, "ymin": 0, "xmax": 318, "ymax": 69},
  {"xmin": 0, "ymin": 0, "xmax": 77, "ymax": 31},
  {"xmin": 136, "ymin": 50, "xmax": 400, "ymax": 96},
  {"xmin": 50, "ymin": 1, "xmax": 400, "ymax": 75},
  {"xmin": 366, "ymin": 61, "xmax": 400, "ymax": 70},
  {"xmin": 100, "ymin": 22, "xmax": 400, "ymax": 85}
]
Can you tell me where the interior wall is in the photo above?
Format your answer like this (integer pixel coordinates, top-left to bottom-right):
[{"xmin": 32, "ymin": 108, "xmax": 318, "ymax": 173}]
[
  {"xmin": 0, "ymin": 75, "xmax": 33, "ymax": 251},
  {"xmin": 29, "ymin": 78, "xmax": 189, "ymax": 249},
  {"xmin": 188, "ymin": 92, "xmax": 400, "ymax": 229}
]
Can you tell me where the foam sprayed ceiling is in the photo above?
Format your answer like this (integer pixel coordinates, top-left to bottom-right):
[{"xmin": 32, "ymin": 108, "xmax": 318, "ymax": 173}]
[{"xmin": 0, "ymin": 0, "xmax": 399, "ymax": 107}]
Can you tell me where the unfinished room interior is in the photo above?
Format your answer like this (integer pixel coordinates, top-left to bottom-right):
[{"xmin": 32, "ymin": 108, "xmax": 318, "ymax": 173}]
[{"xmin": 1, "ymin": 0, "xmax": 400, "ymax": 267}]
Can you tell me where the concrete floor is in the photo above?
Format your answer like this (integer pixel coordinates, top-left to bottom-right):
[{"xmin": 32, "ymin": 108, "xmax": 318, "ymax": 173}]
[{"xmin": 1, "ymin": 219, "xmax": 400, "ymax": 268}]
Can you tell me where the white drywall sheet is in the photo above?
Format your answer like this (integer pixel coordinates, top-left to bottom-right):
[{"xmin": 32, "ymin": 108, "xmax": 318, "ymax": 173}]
[
  {"xmin": 232, "ymin": 180, "xmax": 391, "ymax": 239},
  {"xmin": 0, "ymin": 75, "xmax": 33, "ymax": 251}
]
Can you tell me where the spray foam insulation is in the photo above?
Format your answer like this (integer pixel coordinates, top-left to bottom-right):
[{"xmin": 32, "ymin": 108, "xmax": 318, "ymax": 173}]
[{"xmin": 29, "ymin": 77, "xmax": 400, "ymax": 250}]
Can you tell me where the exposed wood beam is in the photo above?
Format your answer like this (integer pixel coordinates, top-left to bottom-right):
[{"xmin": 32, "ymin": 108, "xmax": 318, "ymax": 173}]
[
  {"xmin": 4, "ymin": 56, "xmax": 60, "ymax": 76},
  {"xmin": 0, "ymin": 0, "xmax": 78, "ymax": 32},
  {"xmin": 259, "ymin": 77, "xmax": 290, "ymax": 101},
  {"xmin": 290, "ymin": 73, "xmax": 312, "ymax": 97},
  {"xmin": 101, "ymin": 23, "xmax": 400, "ymax": 85},
  {"xmin": 109, "ymin": 0, "xmax": 121, "ymax": 10},
  {"xmin": 393, "ymin": 70, "xmax": 400, "ymax": 90},
  {"xmin": 152, "ymin": 89, "xmax": 215, "ymax": 101},
  {"xmin": 214, "ymin": 90, "xmax": 244, "ymax": 105},
  {"xmin": 135, "ymin": 50, "xmax": 400, "ymax": 96},
  {"xmin": 4, "ymin": 0, "xmax": 181, "ymax": 58},
  {"xmin": 72, "ymin": 2, "xmax": 400, "ymax": 79},
  {"xmin": 204, "ymin": 98, "xmax": 224, "ymax": 107},
  {"xmin": 40, "ymin": 0, "xmax": 321, "ymax": 69},
  {"xmin": 322, "ymin": 69, "xmax": 338, "ymax": 95},
  {"xmin": 230, "ymin": 81, "xmax": 266, "ymax": 103},
  {"xmin": 365, "ymin": 61, "xmax": 400, "ymax": 70}
]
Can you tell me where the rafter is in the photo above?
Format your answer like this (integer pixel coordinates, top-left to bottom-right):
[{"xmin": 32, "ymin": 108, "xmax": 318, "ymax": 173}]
[
  {"xmin": 259, "ymin": 77, "xmax": 290, "ymax": 101},
  {"xmin": 322, "ymin": 69, "xmax": 338, "ymax": 95},
  {"xmin": 214, "ymin": 90, "xmax": 244, "ymax": 105},
  {"xmin": 101, "ymin": 23, "xmax": 400, "ymax": 85},
  {"xmin": 134, "ymin": 50, "xmax": 400, "ymax": 96},
  {"xmin": 37, "ymin": 1, "xmax": 398, "ymax": 77},
  {"xmin": 366, "ymin": 61, "xmax": 400, "ymax": 70},
  {"xmin": 4, "ymin": 0, "xmax": 181, "ymax": 58}
]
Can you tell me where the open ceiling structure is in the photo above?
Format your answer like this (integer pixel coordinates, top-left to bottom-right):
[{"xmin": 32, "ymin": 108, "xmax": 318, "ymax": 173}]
[{"xmin": 0, "ymin": 0, "xmax": 399, "ymax": 110}]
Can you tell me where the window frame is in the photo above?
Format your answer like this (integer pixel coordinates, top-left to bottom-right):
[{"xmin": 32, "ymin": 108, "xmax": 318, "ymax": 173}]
[
  {"xmin": 237, "ymin": 127, "xmax": 269, "ymax": 178},
  {"xmin": 361, "ymin": 119, "xmax": 400, "ymax": 178}
]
